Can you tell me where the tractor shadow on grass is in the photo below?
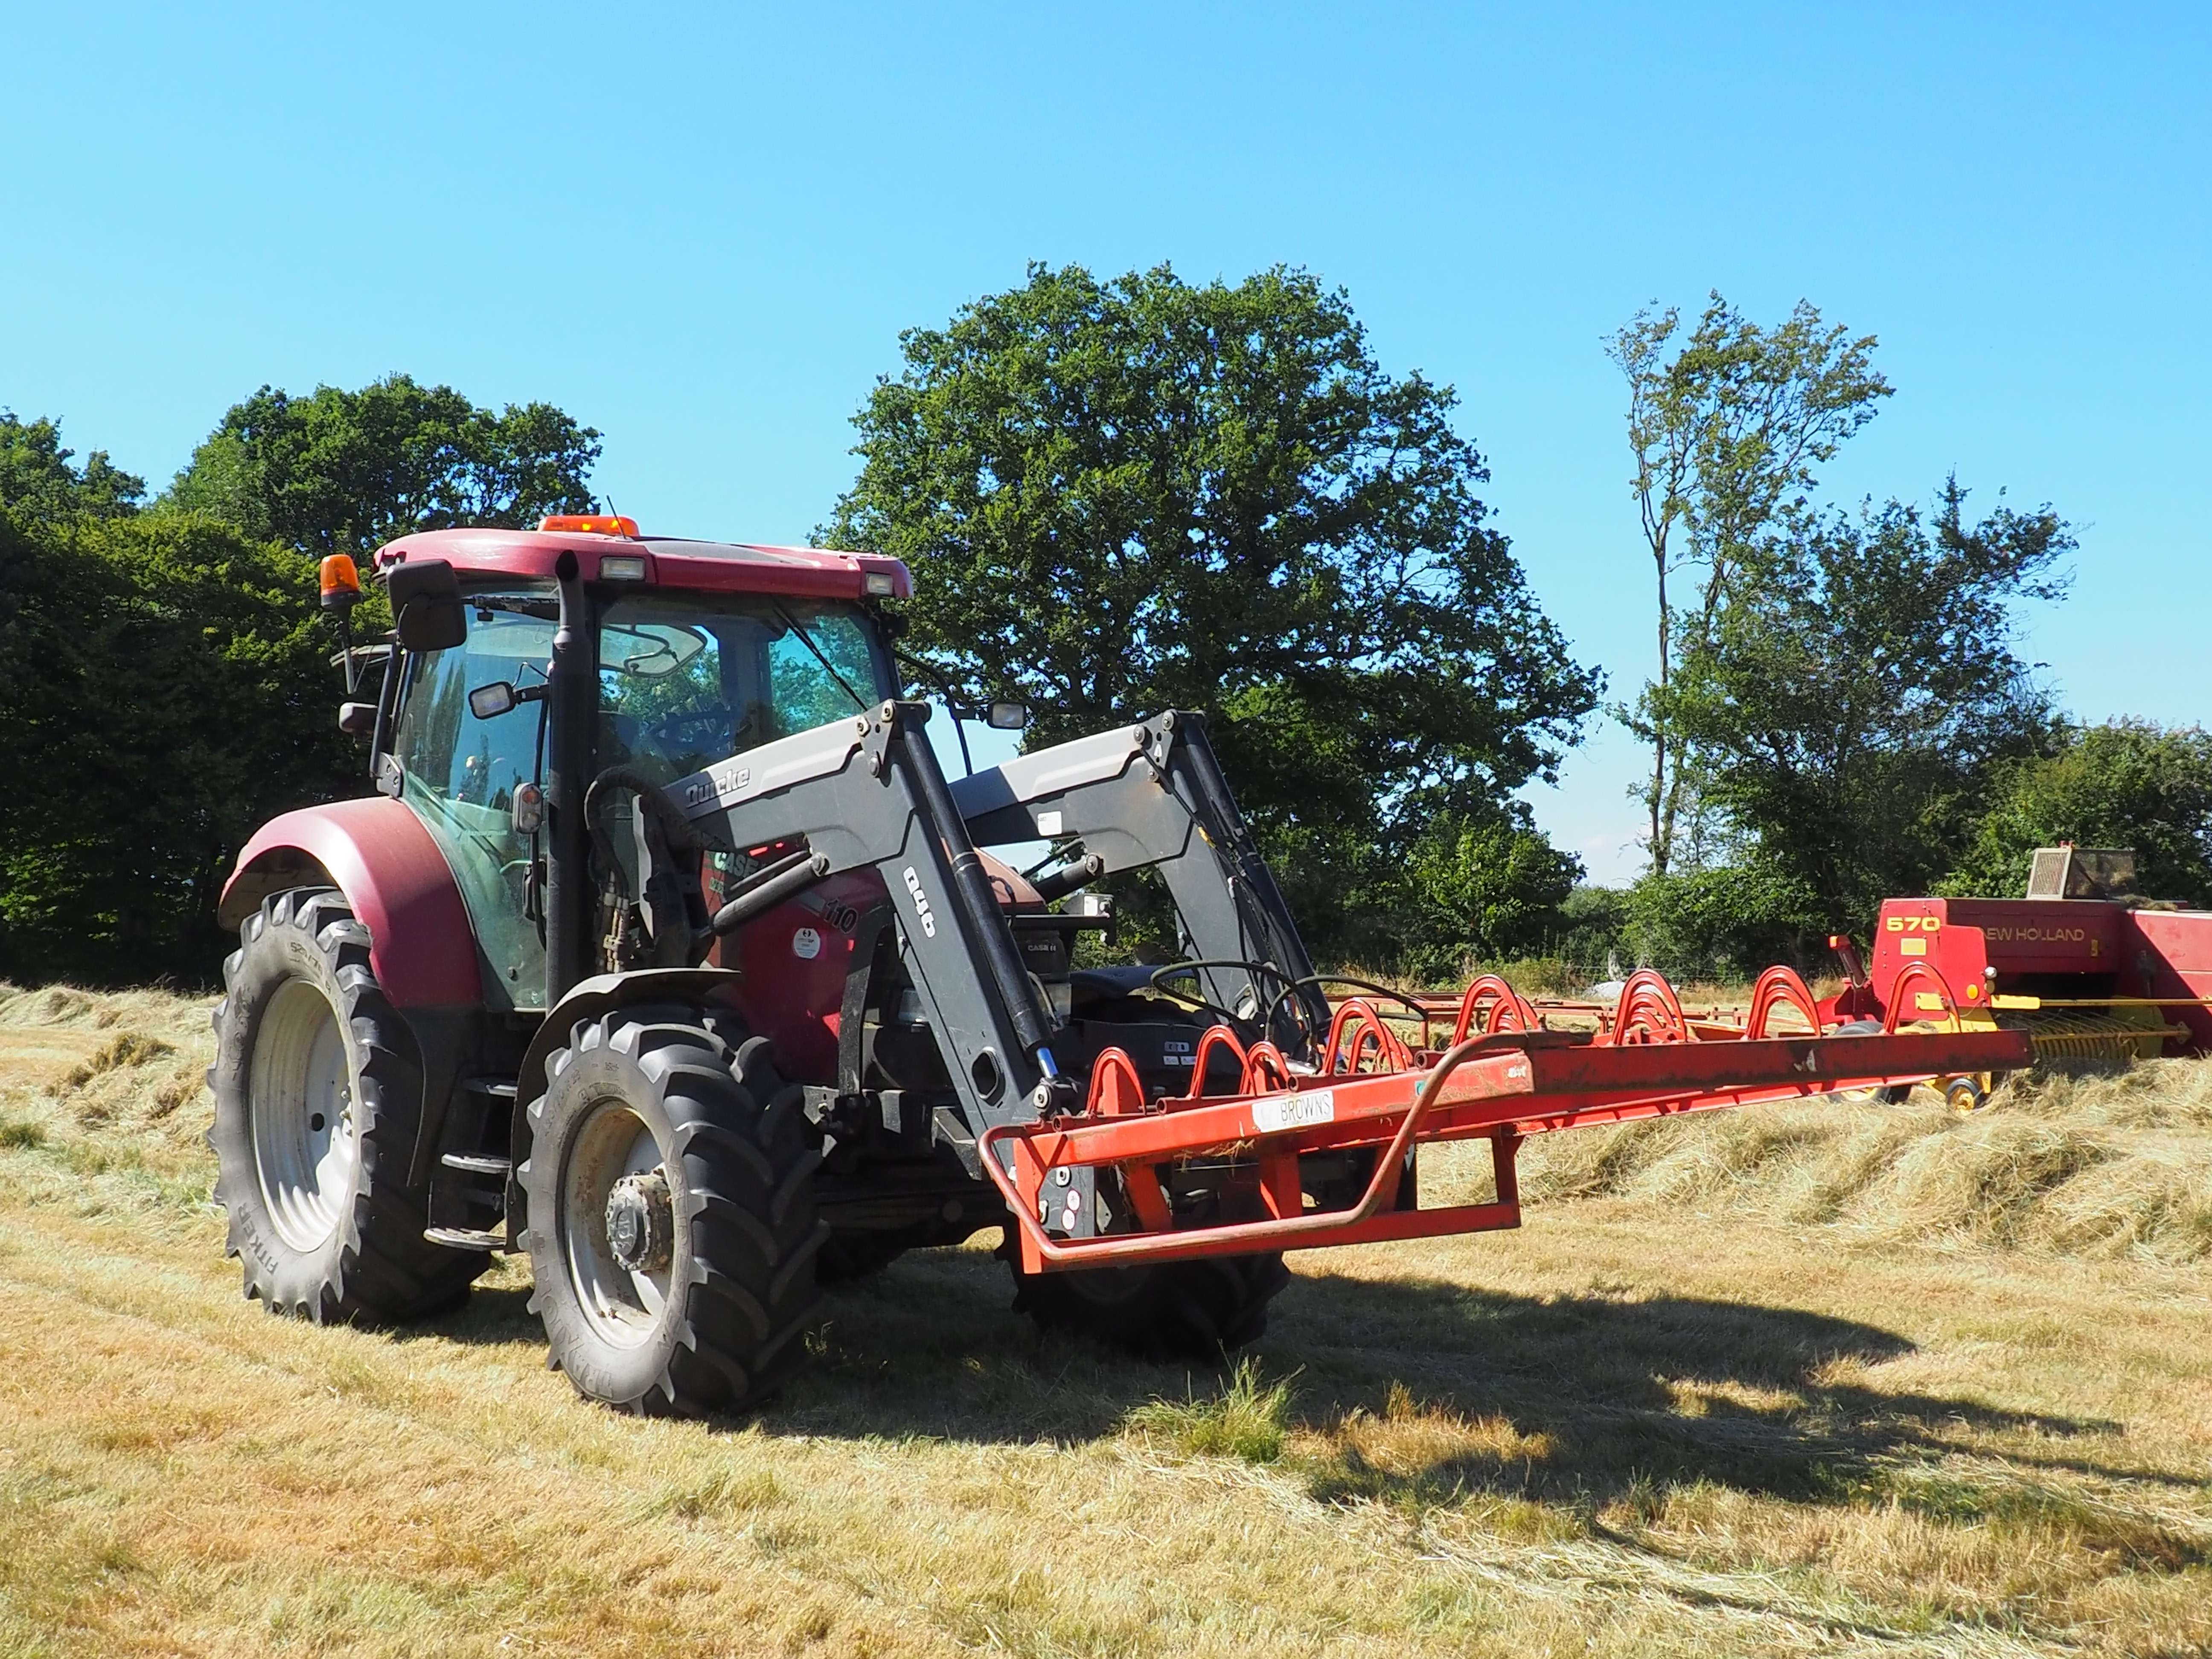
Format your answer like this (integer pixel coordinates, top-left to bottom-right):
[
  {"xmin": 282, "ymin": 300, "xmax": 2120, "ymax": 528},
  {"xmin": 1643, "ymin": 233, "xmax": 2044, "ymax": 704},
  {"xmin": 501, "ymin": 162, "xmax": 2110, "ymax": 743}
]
[{"xmin": 750, "ymin": 1241, "xmax": 2129, "ymax": 1513}]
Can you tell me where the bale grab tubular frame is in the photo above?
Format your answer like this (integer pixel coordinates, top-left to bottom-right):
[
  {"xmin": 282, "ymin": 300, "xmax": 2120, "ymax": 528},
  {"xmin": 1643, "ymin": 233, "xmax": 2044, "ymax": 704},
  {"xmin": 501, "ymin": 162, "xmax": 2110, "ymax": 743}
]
[{"xmin": 988, "ymin": 966, "xmax": 2033, "ymax": 1274}]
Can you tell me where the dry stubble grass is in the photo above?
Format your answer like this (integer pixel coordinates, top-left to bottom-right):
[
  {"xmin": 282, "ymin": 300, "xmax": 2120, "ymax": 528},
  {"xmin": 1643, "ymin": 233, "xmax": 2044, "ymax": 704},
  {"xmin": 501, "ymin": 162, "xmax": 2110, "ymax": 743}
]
[{"xmin": 0, "ymin": 982, "xmax": 2209, "ymax": 1658}]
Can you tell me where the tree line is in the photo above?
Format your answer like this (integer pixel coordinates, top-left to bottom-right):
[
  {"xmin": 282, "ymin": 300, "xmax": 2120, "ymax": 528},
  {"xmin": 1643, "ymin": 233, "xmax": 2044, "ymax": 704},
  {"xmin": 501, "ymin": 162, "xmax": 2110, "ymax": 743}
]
[
  {"xmin": 1, "ymin": 269, "xmax": 2205, "ymax": 988},
  {"xmin": 1595, "ymin": 293, "xmax": 2212, "ymax": 978},
  {"xmin": 0, "ymin": 383, "xmax": 598, "ymax": 982}
]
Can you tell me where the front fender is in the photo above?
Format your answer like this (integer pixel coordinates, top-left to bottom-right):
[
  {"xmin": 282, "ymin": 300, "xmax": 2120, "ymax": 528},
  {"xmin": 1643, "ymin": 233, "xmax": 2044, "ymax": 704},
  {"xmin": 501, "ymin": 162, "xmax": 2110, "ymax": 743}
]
[
  {"xmin": 515, "ymin": 968, "xmax": 748, "ymax": 1112},
  {"xmin": 219, "ymin": 798, "xmax": 482, "ymax": 1010}
]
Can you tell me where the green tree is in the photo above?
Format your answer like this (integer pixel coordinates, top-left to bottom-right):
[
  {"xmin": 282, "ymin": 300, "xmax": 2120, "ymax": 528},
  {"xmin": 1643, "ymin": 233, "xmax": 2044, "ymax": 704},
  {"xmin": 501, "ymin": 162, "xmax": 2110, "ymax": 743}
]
[
  {"xmin": 0, "ymin": 412, "xmax": 146, "ymax": 522},
  {"xmin": 826, "ymin": 262, "xmax": 1598, "ymax": 960},
  {"xmin": 168, "ymin": 374, "xmax": 600, "ymax": 553},
  {"xmin": 1619, "ymin": 865, "xmax": 1826, "ymax": 982},
  {"xmin": 1609, "ymin": 295, "xmax": 1891, "ymax": 874},
  {"xmin": 1662, "ymin": 479, "xmax": 2070, "ymax": 937},
  {"xmin": 0, "ymin": 506, "xmax": 352, "ymax": 983},
  {"xmin": 1400, "ymin": 811, "xmax": 1582, "ymax": 971},
  {"xmin": 1940, "ymin": 721, "xmax": 2212, "ymax": 905}
]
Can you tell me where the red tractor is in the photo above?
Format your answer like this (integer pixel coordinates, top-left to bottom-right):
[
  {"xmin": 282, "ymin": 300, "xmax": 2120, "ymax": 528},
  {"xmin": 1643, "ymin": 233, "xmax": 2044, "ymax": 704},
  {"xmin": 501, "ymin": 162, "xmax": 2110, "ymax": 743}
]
[{"xmin": 210, "ymin": 517, "xmax": 2026, "ymax": 1415}]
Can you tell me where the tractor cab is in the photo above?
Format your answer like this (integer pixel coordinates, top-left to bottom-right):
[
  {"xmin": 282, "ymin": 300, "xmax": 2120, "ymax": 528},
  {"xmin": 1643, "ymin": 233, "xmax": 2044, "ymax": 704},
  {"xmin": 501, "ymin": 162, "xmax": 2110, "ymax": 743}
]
[
  {"xmin": 375, "ymin": 540, "xmax": 899, "ymax": 1013},
  {"xmin": 333, "ymin": 522, "xmax": 905, "ymax": 1001}
]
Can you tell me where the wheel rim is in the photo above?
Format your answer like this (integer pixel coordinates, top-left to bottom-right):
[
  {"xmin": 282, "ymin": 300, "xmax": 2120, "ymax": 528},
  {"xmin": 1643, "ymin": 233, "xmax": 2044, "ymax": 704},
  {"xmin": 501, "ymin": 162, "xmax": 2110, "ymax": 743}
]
[
  {"xmin": 250, "ymin": 979, "xmax": 360, "ymax": 1251},
  {"xmin": 560, "ymin": 1100, "xmax": 673, "ymax": 1347}
]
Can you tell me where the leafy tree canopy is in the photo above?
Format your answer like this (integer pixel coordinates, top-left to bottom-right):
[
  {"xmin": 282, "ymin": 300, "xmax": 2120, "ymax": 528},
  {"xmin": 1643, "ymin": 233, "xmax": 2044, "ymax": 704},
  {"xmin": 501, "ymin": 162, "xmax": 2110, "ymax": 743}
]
[
  {"xmin": 1940, "ymin": 721, "xmax": 2212, "ymax": 907},
  {"xmin": 1609, "ymin": 294, "xmax": 1892, "ymax": 874},
  {"xmin": 826, "ymin": 262, "xmax": 1598, "ymax": 960},
  {"xmin": 168, "ymin": 373, "xmax": 600, "ymax": 554},
  {"xmin": 0, "ymin": 412, "xmax": 146, "ymax": 523},
  {"xmin": 1400, "ymin": 813, "xmax": 1582, "ymax": 968},
  {"xmin": 1664, "ymin": 478, "xmax": 2071, "ymax": 932},
  {"xmin": 0, "ymin": 505, "xmax": 352, "ymax": 982}
]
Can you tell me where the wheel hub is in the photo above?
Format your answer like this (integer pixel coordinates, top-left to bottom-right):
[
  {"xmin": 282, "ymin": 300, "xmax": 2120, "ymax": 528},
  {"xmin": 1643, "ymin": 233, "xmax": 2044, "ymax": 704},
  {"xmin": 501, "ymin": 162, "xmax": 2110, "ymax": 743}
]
[{"xmin": 605, "ymin": 1169, "xmax": 673, "ymax": 1273}]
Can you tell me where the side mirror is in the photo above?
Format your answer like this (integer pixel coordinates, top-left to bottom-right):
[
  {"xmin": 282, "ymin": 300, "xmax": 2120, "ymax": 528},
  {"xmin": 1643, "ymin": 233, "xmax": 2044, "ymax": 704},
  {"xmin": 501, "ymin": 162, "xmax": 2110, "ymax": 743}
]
[
  {"xmin": 469, "ymin": 682, "xmax": 517, "ymax": 720},
  {"xmin": 338, "ymin": 701, "xmax": 378, "ymax": 736},
  {"xmin": 468, "ymin": 681, "xmax": 543, "ymax": 720},
  {"xmin": 985, "ymin": 700, "xmax": 1030, "ymax": 731},
  {"xmin": 387, "ymin": 558, "xmax": 467, "ymax": 653}
]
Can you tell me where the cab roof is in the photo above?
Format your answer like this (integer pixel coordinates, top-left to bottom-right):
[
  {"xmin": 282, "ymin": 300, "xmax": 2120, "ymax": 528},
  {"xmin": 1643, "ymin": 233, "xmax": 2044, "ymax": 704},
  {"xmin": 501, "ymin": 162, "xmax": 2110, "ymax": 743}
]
[{"xmin": 372, "ymin": 526, "xmax": 912, "ymax": 602}]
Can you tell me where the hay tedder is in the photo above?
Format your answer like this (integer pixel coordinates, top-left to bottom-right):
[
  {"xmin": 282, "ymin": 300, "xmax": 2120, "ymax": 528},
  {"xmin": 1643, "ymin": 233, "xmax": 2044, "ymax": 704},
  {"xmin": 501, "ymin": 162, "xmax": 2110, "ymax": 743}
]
[{"xmin": 208, "ymin": 519, "xmax": 2029, "ymax": 1415}]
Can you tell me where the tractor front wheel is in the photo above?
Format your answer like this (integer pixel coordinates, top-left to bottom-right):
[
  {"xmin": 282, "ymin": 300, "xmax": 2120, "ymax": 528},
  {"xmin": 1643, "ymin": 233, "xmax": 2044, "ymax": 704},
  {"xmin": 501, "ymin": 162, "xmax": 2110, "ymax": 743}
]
[
  {"xmin": 520, "ymin": 1007, "xmax": 825, "ymax": 1415},
  {"xmin": 1005, "ymin": 1247, "xmax": 1290, "ymax": 1359},
  {"xmin": 208, "ymin": 888, "xmax": 487, "ymax": 1322}
]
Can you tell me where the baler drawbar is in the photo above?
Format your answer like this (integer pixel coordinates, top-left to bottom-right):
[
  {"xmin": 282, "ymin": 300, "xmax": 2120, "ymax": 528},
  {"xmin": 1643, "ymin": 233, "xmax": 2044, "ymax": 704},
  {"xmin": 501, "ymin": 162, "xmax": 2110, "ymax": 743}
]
[{"xmin": 985, "ymin": 966, "xmax": 2032, "ymax": 1273}]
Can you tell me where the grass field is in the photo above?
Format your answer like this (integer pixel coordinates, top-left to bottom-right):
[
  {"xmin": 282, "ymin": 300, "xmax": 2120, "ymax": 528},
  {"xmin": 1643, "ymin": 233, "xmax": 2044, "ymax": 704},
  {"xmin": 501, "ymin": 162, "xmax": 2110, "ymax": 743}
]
[{"xmin": 2, "ymin": 983, "xmax": 2209, "ymax": 1658}]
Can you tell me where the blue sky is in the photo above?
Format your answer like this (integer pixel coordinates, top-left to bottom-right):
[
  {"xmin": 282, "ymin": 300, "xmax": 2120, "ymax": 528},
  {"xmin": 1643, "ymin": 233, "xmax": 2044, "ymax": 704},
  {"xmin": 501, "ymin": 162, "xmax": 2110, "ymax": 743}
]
[{"xmin": 5, "ymin": 3, "xmax": 2203, "ymax": 881}]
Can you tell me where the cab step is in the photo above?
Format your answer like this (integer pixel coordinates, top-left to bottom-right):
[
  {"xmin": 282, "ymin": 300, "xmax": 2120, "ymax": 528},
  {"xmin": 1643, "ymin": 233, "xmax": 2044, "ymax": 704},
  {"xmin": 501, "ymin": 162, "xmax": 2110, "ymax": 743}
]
[
  {"xmin": 424, "ymin": 1226, "xmax": 506, "ymax": 1252},
  {"xmin": 440, "ymin": 1152, "xmax": 512, "ymax": 1176}
]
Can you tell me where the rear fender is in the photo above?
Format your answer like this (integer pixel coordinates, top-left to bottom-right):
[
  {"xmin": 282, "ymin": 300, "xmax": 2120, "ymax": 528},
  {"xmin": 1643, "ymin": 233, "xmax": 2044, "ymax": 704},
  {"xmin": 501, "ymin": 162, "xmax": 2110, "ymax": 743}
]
[
  {"xmin": 219, "ymin": 798, "xmax": 482, "ymax": 1009},
  {"xmin": 222, "ymin": 798, "xmax": 500, "ymax": 1187}
]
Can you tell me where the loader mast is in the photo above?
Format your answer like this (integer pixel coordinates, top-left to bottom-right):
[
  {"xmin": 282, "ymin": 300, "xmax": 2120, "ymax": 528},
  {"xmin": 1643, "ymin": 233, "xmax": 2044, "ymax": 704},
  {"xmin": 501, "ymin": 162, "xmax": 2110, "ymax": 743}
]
[
  {"xmin": 666, "ymin": 701, "xmax": 1069, "ymax": 1127},
  {"xmin": 653, "ymin": 705, "xmax": 1337, "ymax": 1143},
  {"xmin": 949, "ymin": 710, "xmax": 1332, "ymax": 1051}
]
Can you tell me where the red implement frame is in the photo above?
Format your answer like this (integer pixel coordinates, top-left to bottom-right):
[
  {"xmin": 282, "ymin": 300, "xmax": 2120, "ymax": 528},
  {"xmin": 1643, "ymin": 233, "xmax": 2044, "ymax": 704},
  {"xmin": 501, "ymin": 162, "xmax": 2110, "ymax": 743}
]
[{"xmin": 984, "ymin": 966, "xmax": 2033, "ymax": 1274}]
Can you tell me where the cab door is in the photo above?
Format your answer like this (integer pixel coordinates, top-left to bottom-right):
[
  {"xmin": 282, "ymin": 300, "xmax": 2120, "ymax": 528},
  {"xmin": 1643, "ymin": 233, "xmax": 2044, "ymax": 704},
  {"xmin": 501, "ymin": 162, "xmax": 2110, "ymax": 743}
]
[{"xmin": 390, "ymin": 600, "xmax": 554, "ymax": 1009}]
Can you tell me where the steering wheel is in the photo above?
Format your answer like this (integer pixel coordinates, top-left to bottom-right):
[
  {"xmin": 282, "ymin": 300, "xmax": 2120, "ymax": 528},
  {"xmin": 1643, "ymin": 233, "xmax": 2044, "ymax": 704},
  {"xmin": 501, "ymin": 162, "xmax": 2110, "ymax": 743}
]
[{"xmin": 646, "ymin": 706, "xmax": 735, "ymax": 756}]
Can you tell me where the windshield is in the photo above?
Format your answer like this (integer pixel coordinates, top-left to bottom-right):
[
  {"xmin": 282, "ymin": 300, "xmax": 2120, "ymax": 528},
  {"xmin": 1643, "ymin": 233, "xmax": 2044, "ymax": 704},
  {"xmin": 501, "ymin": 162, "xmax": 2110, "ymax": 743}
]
[{"xmin": 597, "ymin": 594, "xmax": 888, "ymax": 785}]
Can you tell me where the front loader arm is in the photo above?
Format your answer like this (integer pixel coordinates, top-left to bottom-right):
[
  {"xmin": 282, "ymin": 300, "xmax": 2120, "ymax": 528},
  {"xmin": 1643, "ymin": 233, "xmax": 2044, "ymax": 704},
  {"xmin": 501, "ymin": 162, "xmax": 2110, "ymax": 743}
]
[
  {"xmin": 949, "ymin": 710, "xmax": 1330, "ymax": 1053},
  {"xmin": 668, "ymin": 701, "xmax": 1068, "ymax": 1132}
]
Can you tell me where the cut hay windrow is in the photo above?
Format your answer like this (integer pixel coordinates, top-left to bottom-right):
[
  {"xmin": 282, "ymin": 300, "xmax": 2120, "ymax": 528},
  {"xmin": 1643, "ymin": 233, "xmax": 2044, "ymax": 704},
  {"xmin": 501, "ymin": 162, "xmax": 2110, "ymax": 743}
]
[
  {"xmin": 7, "ymin": 981, "xmax": 2212, "ymax": 1657},
  {"xmin": 1490, "ymin": 1060, "xmax": 2212, "ymax": 1262},
  {"xmin": 11, "ymin": 980, "xmax": 2211, "ymax": 1267}
]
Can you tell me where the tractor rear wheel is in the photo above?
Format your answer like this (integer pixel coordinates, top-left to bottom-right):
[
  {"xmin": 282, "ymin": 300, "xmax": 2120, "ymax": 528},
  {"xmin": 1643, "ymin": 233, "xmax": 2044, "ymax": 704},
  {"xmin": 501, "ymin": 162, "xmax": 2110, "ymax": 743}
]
[
  {"xmin": 208, "ymin": 888, "xmax": 488, "ymax": 1322},
  {"xmin": 519, "ymin": 1007, "xmax": 825, "ymax": 1415},
  {"xmin": 1005, "ymin": 1246, "xmax": 1290, "ymax": 1359}
]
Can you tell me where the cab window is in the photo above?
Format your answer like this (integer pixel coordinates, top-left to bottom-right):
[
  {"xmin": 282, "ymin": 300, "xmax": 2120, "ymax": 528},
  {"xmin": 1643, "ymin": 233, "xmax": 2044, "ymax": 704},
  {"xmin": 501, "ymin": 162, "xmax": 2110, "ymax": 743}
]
[
  {"xmin": 390, "ymin": 594, "xmax": 554, "ymax": 1008},
  {"xmin": 597, "ymin": 596, "xmax": 886, "ymax": 785},
  {"xmin": 395, "ymin": 603, "xmax": 553, "ymax": 810}
]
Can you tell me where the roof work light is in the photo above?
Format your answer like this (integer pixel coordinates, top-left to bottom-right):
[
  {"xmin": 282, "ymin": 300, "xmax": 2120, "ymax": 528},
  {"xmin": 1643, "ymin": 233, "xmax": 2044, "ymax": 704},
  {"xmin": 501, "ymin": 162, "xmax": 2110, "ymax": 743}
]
[
  {"xmin": 540, "ymin": 514, "xmax": 640, "ymax": 537},
  {"xmin": 319, "ymin": 554, "xmax": 362, "ymax": 611}
]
